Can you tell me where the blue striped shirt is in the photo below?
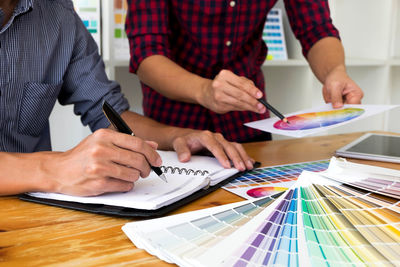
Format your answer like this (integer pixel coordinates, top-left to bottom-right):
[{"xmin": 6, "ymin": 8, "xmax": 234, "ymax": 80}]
[{"xmin": 0, "ymin": 0, "xmax": 129, "ymax": 153}]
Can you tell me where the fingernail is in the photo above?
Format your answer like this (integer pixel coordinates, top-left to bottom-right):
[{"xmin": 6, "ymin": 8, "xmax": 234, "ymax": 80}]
[
  {"xmin": 256, "ymin": 91, "xmax": 263, "ymax": 98},
  {"xmin": 225, "ymin": 160, "xmax": 231, "ymax": 168},
  {"xmin": 247, "ymin": 160, "xmax": 254, "ymax": 168},
  {"xmin": 156, "ymin": 157, "xmax": 162, "ymax": 166},
  {"xmin": 239, "ymin": 162, "xmax": 245, "ymax": 171}
]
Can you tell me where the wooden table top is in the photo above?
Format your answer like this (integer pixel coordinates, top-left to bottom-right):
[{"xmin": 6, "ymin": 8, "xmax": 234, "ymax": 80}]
[{"xmin": 1, "ymin": 132, "xmax": 400, "ymax": 266}]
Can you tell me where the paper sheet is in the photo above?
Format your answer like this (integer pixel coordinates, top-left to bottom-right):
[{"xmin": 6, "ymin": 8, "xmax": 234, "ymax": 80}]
[{"xmin": 245, "ymin": 104, "xmax": 398, "ymax": 138}]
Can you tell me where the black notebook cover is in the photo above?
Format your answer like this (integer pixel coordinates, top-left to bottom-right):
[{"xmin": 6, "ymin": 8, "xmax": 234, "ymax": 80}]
[{"xmin": 19, "ymin": 162, "xmax": 260, "ymax": 218}]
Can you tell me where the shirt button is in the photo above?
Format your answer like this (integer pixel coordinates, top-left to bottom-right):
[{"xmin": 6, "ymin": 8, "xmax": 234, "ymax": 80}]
[
  {"xmin": 226, "ymin": 40, "xmax": 232, "ymax": 47},
  {"xmin": 230, "ymin": 1, "xmax": 236, "ymax": 7}
]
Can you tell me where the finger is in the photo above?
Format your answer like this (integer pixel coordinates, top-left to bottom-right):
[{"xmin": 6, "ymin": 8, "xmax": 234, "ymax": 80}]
[
  {"xmin": 219, "ymin": 70, "xmax": 263, "ymax": 99},
  {"xmin": 213, "ymin": 82, "xmax": 264, "ymax": 113},
  {"xmin": 196, "ymin": 132, "xmax": 231, "ymax": 168},
  {"xmin": 110, "ymin": 148, "xmax": 153, "ymax": 178},
  {"xmin": 232, "ymin": 142, "xmax": 254, "ymax": 170},
  {"xmin": 326, "ymin": 83, "xmax": 344, "ymax": 108},
  {"xmin": 107, "ymin": 162, "xmax": 141, "ymax": 183},
  {"xmin": 322, "ymin": 85, "xmax": 331, "ymax": 103},
  {"xmin": 172, "ymin": 137, "xmax": 192, "ymax": 162},
  {"xmin": 107, "ymin": 133, "xmax": 162, "ymax": 168},
  {"xmin": 145, "ymin": 140, "xmax": 159, "ymax": 150},
  {"xmin": 343, "ymin": 87, "xmax": 363, "ymax": 104},
  {"xmin": 213, "ymin": 136, "xmax": 247, "ymax": 171}
]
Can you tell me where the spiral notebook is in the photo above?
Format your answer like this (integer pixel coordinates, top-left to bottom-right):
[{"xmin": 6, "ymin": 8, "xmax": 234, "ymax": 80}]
[{"xmin": 20, "ymin": 151, "xmax": 253, "ymax": 217}]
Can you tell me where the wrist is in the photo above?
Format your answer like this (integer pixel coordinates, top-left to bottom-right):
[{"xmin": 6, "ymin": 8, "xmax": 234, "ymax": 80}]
[{"xmin": 196, "ymin": 78, "xmax": 212, "ymax": 107}]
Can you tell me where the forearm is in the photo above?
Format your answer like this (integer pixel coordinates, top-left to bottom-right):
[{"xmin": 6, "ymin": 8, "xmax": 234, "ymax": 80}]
[
  {"xmin": 0, "ymin": 152, "xmax": 58, "ymax": 195},
  {"xmin": 121, "ymin": 111, "xmax": 195, "ymax": 150},
  {"xmin": 307, "ymin": 37, "xmax": 346, "ymax": 84},
  {"xmin": 137, "ymin": 55, "xmax": 210, "ymax": 104}
]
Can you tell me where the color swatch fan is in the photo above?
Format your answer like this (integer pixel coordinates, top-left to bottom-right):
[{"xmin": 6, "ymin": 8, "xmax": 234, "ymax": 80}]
[{"xmin": 123, "ymin": 158, "xmax": 400, "ymax": 266}]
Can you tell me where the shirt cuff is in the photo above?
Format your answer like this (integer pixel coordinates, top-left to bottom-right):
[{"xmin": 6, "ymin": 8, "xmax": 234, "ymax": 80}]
[
  {"xmin": 128, "ymin": 34, "xmax": 171, "ymax": 74},
  {"xmin": 300, "ymin": 24, "xmax": 340, "ymax": 58}
]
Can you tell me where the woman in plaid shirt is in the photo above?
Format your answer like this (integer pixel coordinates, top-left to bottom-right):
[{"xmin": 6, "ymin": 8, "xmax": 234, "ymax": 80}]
[{"xmin": 126, "ymin": 0, "xmax": 363, "ymax": 143}]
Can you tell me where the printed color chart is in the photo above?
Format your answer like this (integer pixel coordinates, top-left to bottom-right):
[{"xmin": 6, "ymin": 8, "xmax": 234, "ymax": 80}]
[
  {"xmin": 263, "ymin": 9, "xmax": 287, "ymax": 60},
  {"xmin": 113, "ymin": 0, "xmax": 129, "ymax": 60},
  {"xmin": 72, "ymin": 0, "xmax": 101, "ymax": 49},
  {"xmin": 123, "ymin": 159, "xmax": 400, "ymax": 266},
  {"xmin": 223, "ymin": 160, "xmax": 329, "ymax": 199},
  {"xmin": 274, "ymin": 108, "xmax": 365, "ymax": 131}
]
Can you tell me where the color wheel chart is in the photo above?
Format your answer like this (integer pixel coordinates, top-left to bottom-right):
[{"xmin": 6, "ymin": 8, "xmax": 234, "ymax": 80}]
[
  {"xmin": 274, "ymin": 108, "xmax": 365, "ymax": 131},
  {"xmin": 72, "ymin": 0, "xmax": 101, "ymax": 49},
  {"xmin": 223, "ymin": 160, "xmax": 329, "ymax": 199}
]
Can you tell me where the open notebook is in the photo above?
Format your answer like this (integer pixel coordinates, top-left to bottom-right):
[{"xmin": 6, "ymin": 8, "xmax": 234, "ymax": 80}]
[{"xmin": 20, "ymin": 151, "xmax": 253, "ymax": 217}]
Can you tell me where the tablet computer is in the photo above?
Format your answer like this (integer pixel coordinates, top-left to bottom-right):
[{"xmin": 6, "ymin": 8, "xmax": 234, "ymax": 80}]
[{"xmin": 336, "ymin": 133, "xmax": 400, "ymax": 163}]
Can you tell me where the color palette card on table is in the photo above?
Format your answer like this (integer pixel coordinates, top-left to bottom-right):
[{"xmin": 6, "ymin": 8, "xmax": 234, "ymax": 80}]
[
  {"xmin": 122, "ymin": 158, "xmax": 400, "ymax": 266},
  {"xmin": 245, "ymin": 104, "xmax": 398, "ymax": 138},
  {"xmin": 223, "ymin": 159, "xmax": 329, "ymax": 199}
]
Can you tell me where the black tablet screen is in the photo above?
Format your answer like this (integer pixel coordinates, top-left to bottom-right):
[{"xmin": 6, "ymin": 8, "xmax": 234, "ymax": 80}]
[{"xmin": 346, "ymin": 135, "xmax": 400, "ymax": 157}]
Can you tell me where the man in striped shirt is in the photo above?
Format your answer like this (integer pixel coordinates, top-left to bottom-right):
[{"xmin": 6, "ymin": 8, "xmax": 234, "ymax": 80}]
[{"xmin": 0, "ymin": 0, "xmax": 253, "ymax": 196}]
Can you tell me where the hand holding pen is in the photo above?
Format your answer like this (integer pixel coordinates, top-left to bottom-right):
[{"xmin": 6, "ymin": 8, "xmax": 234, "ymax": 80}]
[{"xmin": 102, "ymin": 101, "xmax": 167, "ymax": 182}]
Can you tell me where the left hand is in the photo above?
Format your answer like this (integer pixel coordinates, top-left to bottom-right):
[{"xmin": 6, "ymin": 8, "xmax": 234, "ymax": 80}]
[
  {"xmin": 322, "ymin": 66, "xmax": 364, "ymax": 108},
  {"xmin": 171, "ymin": 130, "xmax": 255, "ymax": 171}
]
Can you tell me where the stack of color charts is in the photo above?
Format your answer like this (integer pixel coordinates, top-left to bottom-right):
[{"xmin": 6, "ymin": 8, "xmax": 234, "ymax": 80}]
[{"xmin": 123, "ymin": 157, "xmax": 400, "ymax": 266}]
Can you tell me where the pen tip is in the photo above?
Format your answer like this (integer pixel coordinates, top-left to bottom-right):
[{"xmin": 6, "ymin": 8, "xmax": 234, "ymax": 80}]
[
  {"xmin": 283, "ymin": 118, "xmax": 290, "ymax": 124},
  {"xmin": 160, "ymin": 173, "xmax": 168, "ymax": 183}
]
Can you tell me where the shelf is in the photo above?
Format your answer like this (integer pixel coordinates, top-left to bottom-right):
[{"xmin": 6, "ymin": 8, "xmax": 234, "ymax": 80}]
[
  {"xmin": 262, "ymin": 59, "xmax": 308, "ymax": 67},
  {"xmin": 389, "ymin": 59, "xmax": 400, "ymax": 66}
]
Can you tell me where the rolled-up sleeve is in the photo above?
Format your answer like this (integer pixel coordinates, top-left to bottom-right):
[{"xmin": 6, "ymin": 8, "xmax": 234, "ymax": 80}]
[
  {"xmin": 125, "ymin": 0, "xmax": 171, "ymax": 73},
  {"xmin": 285, "ymin": 0, "xmax": 340, "ymax": 58},
  {"xmin": 58, "ymin": 11, "xmax": 129, "ymax": 132}
]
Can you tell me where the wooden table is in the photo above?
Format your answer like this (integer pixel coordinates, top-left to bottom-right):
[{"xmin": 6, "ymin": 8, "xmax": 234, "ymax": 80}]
[{"xmin": 1, "ymin": 132, "xmax": 400, "ymax": 266}]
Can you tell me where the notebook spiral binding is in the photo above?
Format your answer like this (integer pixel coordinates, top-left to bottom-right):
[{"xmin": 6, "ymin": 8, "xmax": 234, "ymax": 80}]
[{"xmin": 160, "ymin": 166, "xmax": 209, "ymax": 176}]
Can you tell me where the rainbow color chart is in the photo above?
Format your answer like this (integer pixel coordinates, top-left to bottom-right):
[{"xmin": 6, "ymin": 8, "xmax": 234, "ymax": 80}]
[
  {"xmin": 274, "ymin": 108, "xmax": 365, "ymax": 131},
  {"xmin": 223, "ymin": 160, "xmax": 329, "ymax": 199},
  {"xmin": 123, "ymin": 159, "xmax": 400, "ymax": 266}
]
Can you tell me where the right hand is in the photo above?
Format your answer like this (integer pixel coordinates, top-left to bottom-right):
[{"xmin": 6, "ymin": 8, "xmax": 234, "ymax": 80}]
[
  {"xmin": 47, "ymin": 129, "xmax": 162, "ymax": 196},
  {"xmin": 198, "ymin": 69, "xmax": 266, "ymax": 114}
]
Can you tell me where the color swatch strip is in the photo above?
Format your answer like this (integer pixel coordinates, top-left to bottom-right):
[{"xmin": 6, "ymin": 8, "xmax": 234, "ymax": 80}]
[{"xmin": 224, "ymin": 160, "xmax": 329, "ymax": 199}]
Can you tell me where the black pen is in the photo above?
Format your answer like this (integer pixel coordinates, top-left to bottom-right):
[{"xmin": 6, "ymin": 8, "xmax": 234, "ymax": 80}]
[
  {"xmin": 257, "ymin": 98, "xmax": 289, "ymax": 124},
  {"xmin": 102, "ymin": 101, "xmax": 167, "ymax": 183}
]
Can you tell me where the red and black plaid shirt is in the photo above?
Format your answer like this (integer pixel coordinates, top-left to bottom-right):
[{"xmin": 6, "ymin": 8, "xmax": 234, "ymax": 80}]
[{"xmin": 126, "ymin": 0, "xmax": 339, "ymax": 142}]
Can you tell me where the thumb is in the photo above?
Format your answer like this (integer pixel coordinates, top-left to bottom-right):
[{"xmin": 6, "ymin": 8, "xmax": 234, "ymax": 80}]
[{"xmin": 172, "ymin": 137, "xmax": 191, "ymax": 162}]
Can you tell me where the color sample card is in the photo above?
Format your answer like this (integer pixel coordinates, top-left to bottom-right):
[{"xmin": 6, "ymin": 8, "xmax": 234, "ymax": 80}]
[
  {"xmin": 123, "ymin": 158, "xmax": 400, "ymax": 266},
  {"xmin": 245, "ymin": 104, "xmax": 399, "ymax": 138},
  {"xmin": 223, "ymin": 160, "xmax": 329, "ymax": 199},
  {"xmin": 263, "ymin": 9, "xmax": 288, "ymax": 60},
  {"xmin": 123, "ymin": 194, "xmax": 282, "ymax": 266},
  {"xmin": 72, "ymin": 0, "xmax": 101, "ymax": 49},
  {"xmin": 113, "ymin": 0, "xmax": 130, "ymax": 60}
]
